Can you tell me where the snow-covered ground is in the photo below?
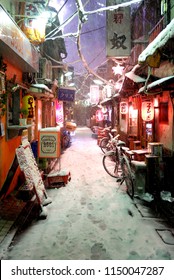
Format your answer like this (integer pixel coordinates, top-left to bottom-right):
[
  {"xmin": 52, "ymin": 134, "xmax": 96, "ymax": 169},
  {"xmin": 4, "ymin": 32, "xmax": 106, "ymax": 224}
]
[{"xmin": 3, "ymin": 127, "xmax": 174, "ymax": 260}]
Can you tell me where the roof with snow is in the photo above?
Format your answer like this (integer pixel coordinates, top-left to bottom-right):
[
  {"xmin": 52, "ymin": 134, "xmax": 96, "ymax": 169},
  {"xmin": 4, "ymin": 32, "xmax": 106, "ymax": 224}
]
[
  {"xmin": 125, "ymin": 71, "xmax": 146, "ymax": 83},
  {"xmin": 138, "ymin": 18, "xmax": 174, "ymax": 64},
  {"xmin": 138, "ymin": 75, "xmax": 174, "ymax": 93}
]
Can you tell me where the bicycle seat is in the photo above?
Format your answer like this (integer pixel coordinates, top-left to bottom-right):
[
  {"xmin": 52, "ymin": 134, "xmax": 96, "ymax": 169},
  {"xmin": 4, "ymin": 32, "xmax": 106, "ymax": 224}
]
[
  {"xmin": 117, "ymin": 140, "xmax": 126, "ymax": 147},
  {"xmin": 111, "ymin": 129, "xmax": 117, "ymax": 133}
]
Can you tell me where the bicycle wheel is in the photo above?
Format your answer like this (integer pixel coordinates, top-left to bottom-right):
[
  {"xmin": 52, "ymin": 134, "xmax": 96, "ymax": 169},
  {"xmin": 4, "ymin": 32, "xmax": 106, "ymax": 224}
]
[
  {"xmin": 102, "ymin": 150, "xmax": 121, "ymax": 178},
  {"xmin": 121, "ymin": 156, "xmax": 134, "ymax": 199},
  {"xmin": 100, "ymin": 137, "xmax": 109, "ymax": 153}
]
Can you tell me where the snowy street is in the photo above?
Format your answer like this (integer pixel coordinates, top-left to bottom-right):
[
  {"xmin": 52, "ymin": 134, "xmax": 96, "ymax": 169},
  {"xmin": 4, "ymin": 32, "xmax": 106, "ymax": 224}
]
[{"xmin": 3, "ymin": 127, "xmax": 174, "ymax": 260}]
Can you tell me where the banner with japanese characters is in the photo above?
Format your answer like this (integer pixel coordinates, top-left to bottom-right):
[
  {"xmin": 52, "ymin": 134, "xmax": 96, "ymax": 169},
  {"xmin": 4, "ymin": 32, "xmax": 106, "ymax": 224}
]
[{"xmin": 106, "ymin": 0, "xmax": 131, "ymax": 57}]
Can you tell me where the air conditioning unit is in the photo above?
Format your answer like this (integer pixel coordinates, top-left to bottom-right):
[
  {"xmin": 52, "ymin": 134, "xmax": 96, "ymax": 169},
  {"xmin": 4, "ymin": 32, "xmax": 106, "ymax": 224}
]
[{"xmin": 37, "ymin": 58, "xmax": 52, "ymax": 82}]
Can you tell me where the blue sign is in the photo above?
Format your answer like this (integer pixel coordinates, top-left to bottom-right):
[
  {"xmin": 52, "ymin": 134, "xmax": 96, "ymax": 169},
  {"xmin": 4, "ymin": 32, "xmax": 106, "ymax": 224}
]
[{"xmin": 57, "ymin": 87, "xmax": 75, "ymax": 102}]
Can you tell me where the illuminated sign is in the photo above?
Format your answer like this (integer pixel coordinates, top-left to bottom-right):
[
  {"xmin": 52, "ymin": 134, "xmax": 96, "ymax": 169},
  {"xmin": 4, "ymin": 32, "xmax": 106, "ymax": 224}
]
[
  {"xmin": 142, "ymin": 101, "xmax": 154, "ymax": 121},
  {"xmin": 0, "ymin": 5, "xmax": 39, "ymax": 71},
  {"xmin": 90, "ymin": 85, "xmax": 99, "ymax": 104},
  {"xmin": 120, "ymin": 101, "xmax": 128, "ymax": 114},
  {"xmin": 58, "ymin": 87, "xmax": 75, "ymax": 102},
  {"xmin": 96, "ymin": 110, "xmax": 104, "ymax": 122}
]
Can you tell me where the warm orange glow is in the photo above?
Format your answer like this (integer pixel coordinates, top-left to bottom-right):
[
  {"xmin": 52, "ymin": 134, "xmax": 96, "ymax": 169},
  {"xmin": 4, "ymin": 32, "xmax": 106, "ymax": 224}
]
[
  {"xmin": 129, "ymin": 105, "xmax": 138, "ymax": 118},
  {"xmin": 154, "ymin": 97, "xmax": 159, "ymax": 108},
  {"xmin": 142, "ymin": 101, "xmax": 154, "ymax": 121}
]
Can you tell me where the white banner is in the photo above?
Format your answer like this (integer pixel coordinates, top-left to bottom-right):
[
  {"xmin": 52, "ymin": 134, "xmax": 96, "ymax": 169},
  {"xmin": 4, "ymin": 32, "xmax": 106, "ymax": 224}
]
[{"xmin": 106, "ymin": 0, "xmax": 131, "ymax": 58}]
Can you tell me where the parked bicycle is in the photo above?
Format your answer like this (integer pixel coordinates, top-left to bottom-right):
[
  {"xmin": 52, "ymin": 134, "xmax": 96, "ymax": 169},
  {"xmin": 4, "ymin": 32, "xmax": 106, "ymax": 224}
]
[
  {"xmin": 99, "ymin": 127, "xmax": 117, "ymax": 153},
  {"xmin": 61, "ymin": 129, "xmax": 71, "ymax": 150},
  {"xmin": 102, "ymin": 136, "xmax": 135, "ymax": 199}
]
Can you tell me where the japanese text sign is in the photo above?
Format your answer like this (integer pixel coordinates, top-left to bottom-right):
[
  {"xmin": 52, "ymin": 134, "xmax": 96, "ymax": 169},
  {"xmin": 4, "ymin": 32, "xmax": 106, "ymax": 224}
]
[
  {"xmin": 38, "ymin": 130, "xmax": 60, "ymax": 158},
  {"xmin": 106, "ymin": 0, "xmax": 131, "ymax": 57},
  {"xmin": 58, "ymin": 87, "xmax": 75, "ymax": 102},
  {"xmin": 142, "ymin": 101, "xmax": 154, "ymax": 121}
]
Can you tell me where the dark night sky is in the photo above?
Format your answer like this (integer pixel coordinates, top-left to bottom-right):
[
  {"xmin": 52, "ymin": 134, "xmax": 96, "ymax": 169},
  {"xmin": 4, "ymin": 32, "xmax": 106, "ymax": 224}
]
[{"xmin": 56, "ymin": 0, "xmax": 107, "ymax": 75}]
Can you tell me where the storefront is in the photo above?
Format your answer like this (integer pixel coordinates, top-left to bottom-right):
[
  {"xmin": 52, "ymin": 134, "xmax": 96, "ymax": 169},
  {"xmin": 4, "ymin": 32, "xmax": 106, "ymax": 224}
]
[{"xmin": 0, "ymin": 4, "xmax": 39, "ymax": 196}]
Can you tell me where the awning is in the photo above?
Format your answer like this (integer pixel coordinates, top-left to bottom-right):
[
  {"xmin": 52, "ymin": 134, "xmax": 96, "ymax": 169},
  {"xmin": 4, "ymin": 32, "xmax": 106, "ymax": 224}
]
[
  {"xmin": 138, "ymin": 18, "xmax": 174, "ymax": 65},
  {"xmin": 125, "ymin": 71, "xmax": 146, "ymax": 83},
  {"xmin": 138, "ymin": 75, "xmax": 174, "ymax": 93},
  {"xmin": 29, "ymin": 84, "xmax": 54, "ymax": 99}
]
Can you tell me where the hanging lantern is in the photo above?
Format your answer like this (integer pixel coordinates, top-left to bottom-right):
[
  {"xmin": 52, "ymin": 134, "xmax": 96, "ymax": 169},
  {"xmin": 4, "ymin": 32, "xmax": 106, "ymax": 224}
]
[
  {"xmin": 22, "ymin": 94, "xmax": 35, "ymax": 118},
  {"xmin": 96, "ymin": 110, "xmax": 104, "ymax": 122},
  {"xmin": 141, "ymin": 100, "xmax": 154, "ymax": 121},
  {"xmin": 120, "ymin": 102, "xmax": 128, "ymax": 114}
]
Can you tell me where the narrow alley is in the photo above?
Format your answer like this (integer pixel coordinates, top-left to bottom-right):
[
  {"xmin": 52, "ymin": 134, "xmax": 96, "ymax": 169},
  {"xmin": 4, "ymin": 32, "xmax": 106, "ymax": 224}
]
[{"xmin": 1, "ymin": 127, "xmax": 174, "ymax": 260}]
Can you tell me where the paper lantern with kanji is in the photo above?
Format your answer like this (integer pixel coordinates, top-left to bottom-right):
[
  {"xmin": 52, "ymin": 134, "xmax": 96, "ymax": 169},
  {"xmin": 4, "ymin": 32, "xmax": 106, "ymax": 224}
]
[
  {"xmin": 141, "ymin": 101, "xmax": 154, "ymax": 121},
  {"xmin": 120, "ymin": 101, "xmax": 128, "ymax": 114},
  {"xmin": 22, "ymin": 95, "xmax": 35, "ymax": 118},
  {"xmin": 96, "ymin": 110, "xmax": 104, "ymax": 122}
]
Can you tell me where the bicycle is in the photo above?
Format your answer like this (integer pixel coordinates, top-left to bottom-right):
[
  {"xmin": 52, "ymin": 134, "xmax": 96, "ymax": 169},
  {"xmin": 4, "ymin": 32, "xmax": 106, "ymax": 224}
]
[
  {"xmin": 99, "ymin": 127, "xmax": 117, "ymax": 153},
  {"xmin": 61, "ymin": 129, "xmax": 71, "ymax": 150},
  {"xmin": 102, "ymin": 138, "xmax": 135, "ymax": 199}
]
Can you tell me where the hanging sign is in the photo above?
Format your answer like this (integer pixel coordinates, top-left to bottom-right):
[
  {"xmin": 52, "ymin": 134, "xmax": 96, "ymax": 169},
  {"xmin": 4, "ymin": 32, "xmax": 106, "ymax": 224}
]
[
  {"xmin": 141, "ymin": 100, "xmax": 154, "ymax": 121},
  {"xmin": 120, "ymin": 101, "xmax": 128, "ymax": 114},
  {"xmin": 106, "ymin": 0, "xmax": 131, "ymax": 57},
  {"xmin": 90, "ymin": 85, "xmax": 99, "ymax": 104},
  {"xmin": 57, "ymin": 87, "xmax": 75, "ymax": 102}
]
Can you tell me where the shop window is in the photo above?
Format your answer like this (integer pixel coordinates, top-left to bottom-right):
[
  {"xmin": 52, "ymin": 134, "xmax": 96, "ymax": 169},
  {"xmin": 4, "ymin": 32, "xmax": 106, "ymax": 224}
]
[{"xmin": 159, "ymin": 102, "xmax": 168, "ymax": 123}]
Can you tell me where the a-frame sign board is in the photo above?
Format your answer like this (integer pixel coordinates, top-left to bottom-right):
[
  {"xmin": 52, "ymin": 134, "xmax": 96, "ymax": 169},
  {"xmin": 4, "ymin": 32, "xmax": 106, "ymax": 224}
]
[{"xmin": 16, "ymin": 140, "xmax": 52, "ymax": 218}]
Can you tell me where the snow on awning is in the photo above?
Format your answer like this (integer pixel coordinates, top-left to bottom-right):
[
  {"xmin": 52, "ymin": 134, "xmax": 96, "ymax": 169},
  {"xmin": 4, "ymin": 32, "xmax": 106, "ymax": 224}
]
[
  {"xmin": 30, "ymin": 84, "xmax": 52, "ymax": 93},
  {"xmin": 125, "ymin": 71, "xmax": 146, "ymax": 83},
  {"xmin": 138, "ymin": 18, "xmax": 174, "ymax": 65},
  {"xmin": 138, "ymin": 75, "xmax": 174, "ymax": 93}
]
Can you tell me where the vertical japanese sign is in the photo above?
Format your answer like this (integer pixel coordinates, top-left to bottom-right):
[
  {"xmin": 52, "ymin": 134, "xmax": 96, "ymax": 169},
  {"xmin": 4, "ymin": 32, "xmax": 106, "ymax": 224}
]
[
  {"xmin": 142, "ymin": 101, "xmax": 154, "ymax": 121},
  {"xmin": 90, "ymin": 85, "xmax": 100, "ymax": 104},
  {"xmin": 106, "ymin": 0, "xmax": 131, "ymax": 57}
]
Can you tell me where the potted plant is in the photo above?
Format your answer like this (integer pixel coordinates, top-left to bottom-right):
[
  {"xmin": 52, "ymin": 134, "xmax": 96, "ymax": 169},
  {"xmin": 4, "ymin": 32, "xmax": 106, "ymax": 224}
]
[{"xmin": 19, "ymin": 108, "xmax": 28, "ymax": 126}]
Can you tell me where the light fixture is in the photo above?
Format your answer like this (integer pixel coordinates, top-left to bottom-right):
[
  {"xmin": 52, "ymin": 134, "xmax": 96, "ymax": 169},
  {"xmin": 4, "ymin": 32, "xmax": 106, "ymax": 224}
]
[
  {"xmin": 93, "ymin": 79, "xmax": 103, "ymax": 85},
  {"xmin": 112, "ymin": 64, "xmax": 124, "ymax": 75},
  {"xmin": 65, "ymin": 71, "xmax": 73, "ymax": 77}
]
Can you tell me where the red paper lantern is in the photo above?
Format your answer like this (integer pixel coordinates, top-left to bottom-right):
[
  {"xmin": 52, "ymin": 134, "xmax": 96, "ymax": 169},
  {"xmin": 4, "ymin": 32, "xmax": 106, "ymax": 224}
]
[
  {"xmin": 120, "ymin": 102, "xmax": 128, "ymax": 114},
  {"xmin": 96, "ymin": 110, "xmax": 104, "ymax": 122}
]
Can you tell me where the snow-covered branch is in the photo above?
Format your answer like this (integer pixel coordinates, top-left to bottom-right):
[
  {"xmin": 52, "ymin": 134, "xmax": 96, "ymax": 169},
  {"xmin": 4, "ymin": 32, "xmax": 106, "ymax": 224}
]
[{"xmin": 46, "ymin": 0, "xmax": 142, "ymax": 40}]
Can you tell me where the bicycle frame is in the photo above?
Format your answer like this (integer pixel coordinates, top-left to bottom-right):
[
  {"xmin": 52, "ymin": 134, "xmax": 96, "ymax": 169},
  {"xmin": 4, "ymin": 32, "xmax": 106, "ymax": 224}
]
[{"xmin": 102, "ymin": 138, "xmax": 135, "ymax": 199}]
